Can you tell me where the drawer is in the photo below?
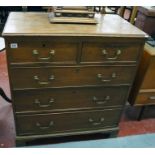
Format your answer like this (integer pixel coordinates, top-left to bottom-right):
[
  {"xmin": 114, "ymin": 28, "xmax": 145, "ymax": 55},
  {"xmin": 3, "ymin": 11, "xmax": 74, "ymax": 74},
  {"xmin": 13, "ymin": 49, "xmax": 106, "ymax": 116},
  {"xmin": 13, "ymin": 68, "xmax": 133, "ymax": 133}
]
[
  {"xmin": 10, "ymin": 66, "xmax": 136, "ymax": 89},
  {"xmin": 13, "ymin": 86, "xmax": 129, "ymax": 112},
  {"xmin": 135, "ymin": 91, "xmax": 155, "ymax": 106},
  {"xmin": 81, "ymin": 43, "xmax": 140, "ymax": 63},
  {"xmin": 16, "ymin": 108, "xmax": 121, "ymax": 136},
  {"xmin": 8, "ymin": 41, "xmax": 78, "ymax": 64}
]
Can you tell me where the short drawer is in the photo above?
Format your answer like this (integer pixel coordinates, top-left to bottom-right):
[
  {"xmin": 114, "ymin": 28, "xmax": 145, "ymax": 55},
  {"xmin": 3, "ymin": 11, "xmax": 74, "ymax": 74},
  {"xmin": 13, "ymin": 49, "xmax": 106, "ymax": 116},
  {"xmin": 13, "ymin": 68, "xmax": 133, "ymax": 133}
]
[
  {"xmin": 10, "ymin": 66, "xmax": 136, "ymax": 89},
  {"xmin": 81, "ymin": 43, "xmax": 140, "ymax": 63},
  {"xmin": 135, "ymin": 91, "xmax": 155, "ymax": 106},
  {"xmin": 13, "ymin": 86, "xmax": 129, "ymax": 112},
  {"xmin": 16, "ymin": 108, "xmax": 121, "ymax": 136},
  {"xmin": 8, "ymin": 41, "xmax": 78, "ymax": 64}
]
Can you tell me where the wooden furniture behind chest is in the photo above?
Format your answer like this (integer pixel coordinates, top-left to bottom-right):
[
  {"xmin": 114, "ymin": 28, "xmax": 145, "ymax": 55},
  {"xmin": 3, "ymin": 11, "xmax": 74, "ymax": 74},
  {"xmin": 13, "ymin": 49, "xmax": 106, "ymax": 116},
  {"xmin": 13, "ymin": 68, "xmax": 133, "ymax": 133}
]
[
  {"xmin": 129, "ymin": 43, "xmax": 155, "ymax": 119},
  {"xmin": 2, "ymin": 12, "xmax": 146, "ymax": 146},
  {"xmin": 135, "ymin": 6, "xmax": 155, "ymax": 37}
]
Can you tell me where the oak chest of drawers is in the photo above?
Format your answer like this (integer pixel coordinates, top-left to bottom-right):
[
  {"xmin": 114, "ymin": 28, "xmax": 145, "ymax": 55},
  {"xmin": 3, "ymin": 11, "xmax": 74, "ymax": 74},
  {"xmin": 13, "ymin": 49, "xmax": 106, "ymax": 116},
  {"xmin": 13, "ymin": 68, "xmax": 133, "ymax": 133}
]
[{"xmin": 2, "ymin": 12, "xmax": 146, "ymax": 146}]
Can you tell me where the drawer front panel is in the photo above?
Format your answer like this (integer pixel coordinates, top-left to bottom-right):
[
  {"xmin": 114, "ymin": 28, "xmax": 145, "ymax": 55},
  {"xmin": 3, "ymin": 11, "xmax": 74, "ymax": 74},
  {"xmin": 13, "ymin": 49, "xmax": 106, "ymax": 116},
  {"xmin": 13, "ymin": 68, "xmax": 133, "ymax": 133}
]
[
  {"xmin": 10, "ymin": 66, "xmax": 136, "ymax": 89},
  {"xmin": 16, "ymin": 108, "xmax": 121, "ymax": 136},
  {"xmin": 81, "ymin": 43, "xmax": 140, "ymax": 63},
  {"xmin": 136, "ymin": 92, "xmax": 155, "ymax": 105},
  {"xmin": 8, "ymin": 41, "xmax": 78, "ymax": 64},
  {"xmin": 13, "ymin": 86, "xmax": 129, "ymax": 112}
]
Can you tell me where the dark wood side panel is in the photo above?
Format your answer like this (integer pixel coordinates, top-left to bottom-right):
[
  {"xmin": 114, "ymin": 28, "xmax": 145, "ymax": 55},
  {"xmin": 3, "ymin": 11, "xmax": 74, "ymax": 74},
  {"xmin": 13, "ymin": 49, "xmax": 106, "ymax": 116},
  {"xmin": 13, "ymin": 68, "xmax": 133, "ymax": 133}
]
[{"xmin": 128, "ymin": 46, "xmax": 151, "ymax": 105}]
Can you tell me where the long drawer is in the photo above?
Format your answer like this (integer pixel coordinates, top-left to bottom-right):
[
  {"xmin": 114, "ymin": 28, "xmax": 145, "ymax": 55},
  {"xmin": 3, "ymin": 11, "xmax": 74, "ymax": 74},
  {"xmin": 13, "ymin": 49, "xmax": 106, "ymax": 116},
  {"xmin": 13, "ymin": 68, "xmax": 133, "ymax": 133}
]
[
  {"xmin": 13, "ymin": 86, "xmax": 129, "ymax": 112},
  {"xmin": 10, "ymin": 66, "xmax": 136, "ymax": 89},
  {"xmin": 16, "ymin": 108, "xmax": 121, "ymax": 136},
  {"xmin": 81, "ymin": 42, "xmax": 140, "ymax": 63},
  {"xmin": 135, "ymin": 91, "xmax": 155, "ymax": 106},
  {"xmin": 8, "ymin": 41, "xmax": 78, "ymax": 64}
]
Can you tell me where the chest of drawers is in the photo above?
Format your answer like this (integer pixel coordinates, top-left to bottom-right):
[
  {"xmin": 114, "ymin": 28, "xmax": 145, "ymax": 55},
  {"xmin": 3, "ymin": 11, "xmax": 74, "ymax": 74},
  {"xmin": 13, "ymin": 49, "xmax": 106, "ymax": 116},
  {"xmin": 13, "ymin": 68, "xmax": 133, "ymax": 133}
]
[{"xmin": 2, "ymin": 12, "xmax": 146, "ymax": 146}]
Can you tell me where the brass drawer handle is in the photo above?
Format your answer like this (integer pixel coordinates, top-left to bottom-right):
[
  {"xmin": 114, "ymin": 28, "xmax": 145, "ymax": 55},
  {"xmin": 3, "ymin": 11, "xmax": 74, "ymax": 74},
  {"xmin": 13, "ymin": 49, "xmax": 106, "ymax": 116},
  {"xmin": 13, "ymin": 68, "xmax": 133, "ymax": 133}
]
[
  {"xmin": 93, "ymin": 96, "xmax": 110, "ymax": 105},
  {"xmin": 55, "ymin": 12, "xmax": 62, "ymax": 17},
  {"xmin": 149, "ymin": 96, "xmax": 155, "ymax": 100},
  {"xmin": 88, "ymin": 117, "xmax": 104, "ymax": 126},
  {"xmin": 32, "ymin": 49, "xmax": 55, "ymax": 61},
  {"xmin": 88, "ymin": 13, "xmax": 94, "ymax": 18},
  {"xmin": 34, "ymin": 98, "xmax": 54, "ymax": 108},
  {"xmin": 97, "ymin": 73, "xmax": 116, "ymax": 82},
  {"xmin": 34, "ymin": 75, "xmax": 55, "ymax": 85},
  {"xmin": 36, "ymin": 121, "xmax": 54, "ymax": 130},
  {"xmin": 102, "ymin": 49, "xmax": 121, "ymax": 60}
]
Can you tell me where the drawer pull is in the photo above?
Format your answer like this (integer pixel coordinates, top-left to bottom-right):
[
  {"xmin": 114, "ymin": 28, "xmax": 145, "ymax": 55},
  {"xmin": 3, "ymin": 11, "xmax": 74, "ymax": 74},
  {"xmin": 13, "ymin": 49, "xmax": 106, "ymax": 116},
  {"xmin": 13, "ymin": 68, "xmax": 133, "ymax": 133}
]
[
  {"xmin": 36, "ymin": 121, "xmax": 54, "ymax": 130},
  {"xmin": 149, "ymin": 96, "xmax": 155, "ymax": 100},
  {"xmin": 97, "ymin": 73, "xmax": 116, "ymax": 82},
  {"xmin": 93, "ymin": 96, "xmax": 110, "ymax": 105},
  {"xmin": 34, "ymin": 75, "xmax": 55, "ymax": 85},
  {"xmin": 32, "ymin": 49, "xmax": 55, "ymax": 61},
  {"xmin": 102, "ymin": 49, "xmax": 121, "ymax": 60},
  {"xmin": 88, "ymin": 117, "xmax": 104, "ymax": 126},
  {"xmin": 34, "ymin": 98, "xmax": 54, "ymax": 108}
]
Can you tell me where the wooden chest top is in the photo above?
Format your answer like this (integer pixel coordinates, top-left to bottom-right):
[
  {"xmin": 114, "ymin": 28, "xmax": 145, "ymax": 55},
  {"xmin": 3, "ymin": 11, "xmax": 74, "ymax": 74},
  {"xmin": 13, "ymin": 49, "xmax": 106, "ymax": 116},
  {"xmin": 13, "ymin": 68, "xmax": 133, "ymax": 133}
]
[{"xmin": 2, "ymin": 12, "xmax": 147, "ymax": 38}]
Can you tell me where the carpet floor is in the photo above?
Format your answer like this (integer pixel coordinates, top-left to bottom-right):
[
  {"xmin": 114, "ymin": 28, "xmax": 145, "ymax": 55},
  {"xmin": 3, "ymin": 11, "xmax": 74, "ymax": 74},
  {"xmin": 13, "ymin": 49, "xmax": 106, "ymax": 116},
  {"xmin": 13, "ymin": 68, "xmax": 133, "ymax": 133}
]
[{"xmin": 25, "ymin": 133, "xmax": 155, "ymax": 148}]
